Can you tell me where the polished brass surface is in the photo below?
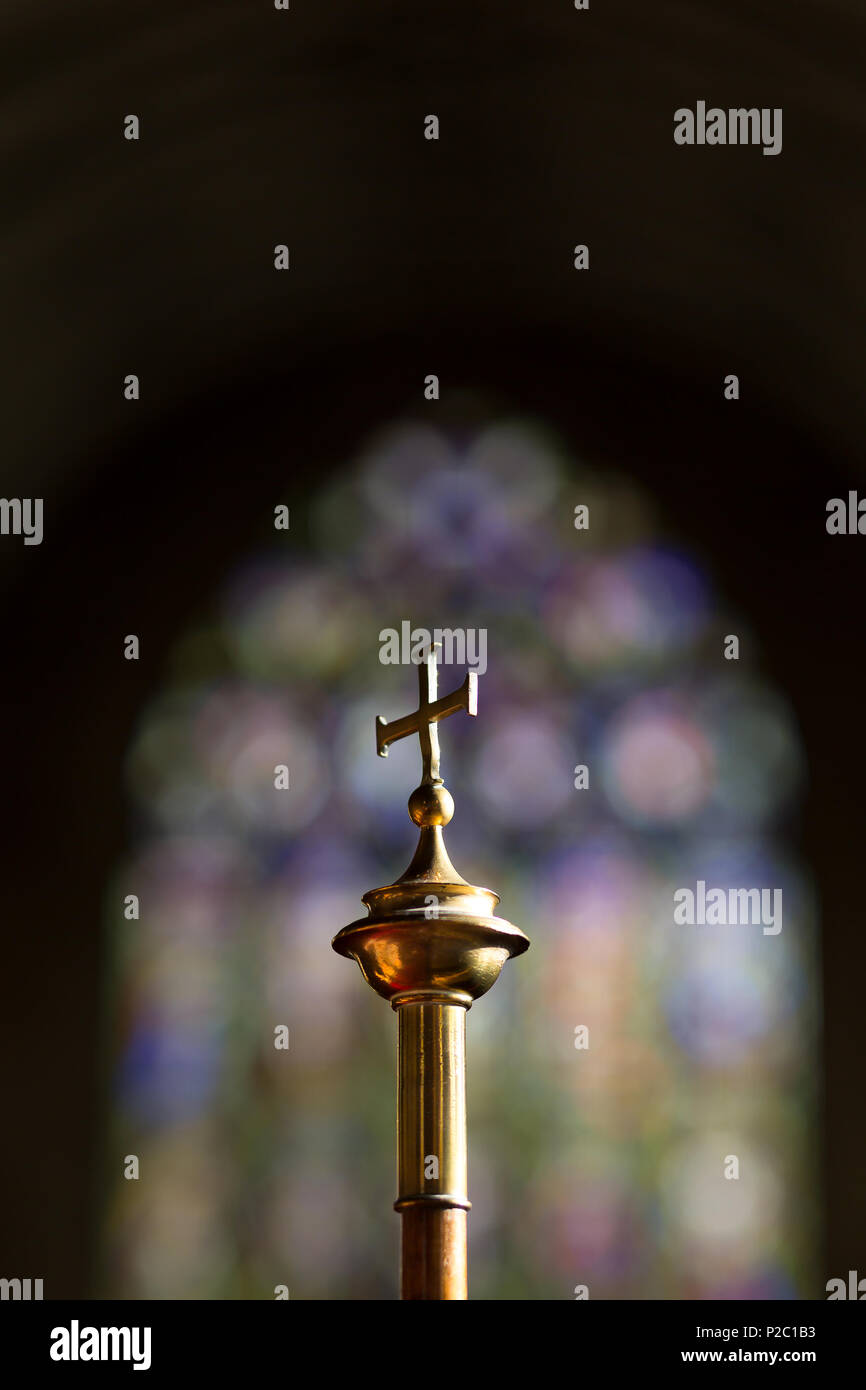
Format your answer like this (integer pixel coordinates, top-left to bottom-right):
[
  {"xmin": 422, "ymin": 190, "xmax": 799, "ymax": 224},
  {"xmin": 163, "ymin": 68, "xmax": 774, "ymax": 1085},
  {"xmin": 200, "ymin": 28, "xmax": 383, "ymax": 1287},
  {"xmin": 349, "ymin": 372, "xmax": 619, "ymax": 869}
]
[
  {"xmin": 400, "ymin": 1208, "xmax": 468, "ymax": 1301},
  {"xmin": 332, "ymin": 644, "xmax": 529, "ymax": 1298},
  {"xmin": 375, "ymin": 647, "xmax": 477, "ymax": 781},
  {"xmin": 395, "ymin": 1000, "xmax": 468, "ymax": 1211},
  {"xmin": 333, "ymin": 910, "xmax": 526, "ymax": 1006}
]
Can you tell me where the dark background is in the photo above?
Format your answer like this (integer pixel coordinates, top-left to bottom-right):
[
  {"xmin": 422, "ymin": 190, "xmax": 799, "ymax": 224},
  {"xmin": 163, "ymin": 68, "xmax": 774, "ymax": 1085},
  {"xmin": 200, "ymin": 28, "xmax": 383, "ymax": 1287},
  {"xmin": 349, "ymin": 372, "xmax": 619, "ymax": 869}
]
[{"xmin": 0, "ymin": 0, "xmax": 863, "ymax": 1297}]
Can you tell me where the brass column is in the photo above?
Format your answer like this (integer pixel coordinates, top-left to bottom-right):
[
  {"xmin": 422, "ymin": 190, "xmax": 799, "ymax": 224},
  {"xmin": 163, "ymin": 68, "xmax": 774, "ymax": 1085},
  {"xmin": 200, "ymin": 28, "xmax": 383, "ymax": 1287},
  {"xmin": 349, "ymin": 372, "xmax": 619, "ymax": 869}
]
[
  {"xmin": 332, "ymin": 647, "xmax": 529, "ymax": 1299},
  {"xmin": 395, "ymin": 996, "xmax": 468, "ymax": 1298}
]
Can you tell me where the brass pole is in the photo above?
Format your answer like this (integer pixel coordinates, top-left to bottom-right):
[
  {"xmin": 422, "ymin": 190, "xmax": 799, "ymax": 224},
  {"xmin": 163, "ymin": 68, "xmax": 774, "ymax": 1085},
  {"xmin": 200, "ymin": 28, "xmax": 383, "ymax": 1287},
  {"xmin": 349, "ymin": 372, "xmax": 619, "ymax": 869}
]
[
  {"xmin": 395, "ymin": 997, "xmax": 468, "ymax": 1299},
  {"xmin": 332, "ymin": 647, "xmax": 529, "ymax": 1299}
]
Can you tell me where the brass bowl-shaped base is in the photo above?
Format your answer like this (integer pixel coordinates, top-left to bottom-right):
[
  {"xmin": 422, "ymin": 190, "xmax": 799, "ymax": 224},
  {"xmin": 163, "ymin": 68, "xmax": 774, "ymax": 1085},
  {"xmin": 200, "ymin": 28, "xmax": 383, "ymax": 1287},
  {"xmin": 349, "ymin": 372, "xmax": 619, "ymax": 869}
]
[{"xmin": 332, "ymin": 910, "xmax": 529, "ymax": 1005}]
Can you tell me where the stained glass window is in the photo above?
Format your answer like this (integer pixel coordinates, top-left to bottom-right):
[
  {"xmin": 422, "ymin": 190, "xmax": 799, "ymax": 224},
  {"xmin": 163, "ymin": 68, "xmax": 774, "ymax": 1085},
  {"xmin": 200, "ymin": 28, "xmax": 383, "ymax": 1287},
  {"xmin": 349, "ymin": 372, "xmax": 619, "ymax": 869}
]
[{"xmin": 101, "ymin": 416, "xmax": 817, "ymax": 1299}]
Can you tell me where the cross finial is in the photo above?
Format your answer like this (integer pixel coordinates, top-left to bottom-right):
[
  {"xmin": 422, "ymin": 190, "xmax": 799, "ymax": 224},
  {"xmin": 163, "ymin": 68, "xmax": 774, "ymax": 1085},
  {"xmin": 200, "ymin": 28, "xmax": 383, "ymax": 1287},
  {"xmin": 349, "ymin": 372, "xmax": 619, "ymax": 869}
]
[{"xmin": 376, "ymin": 644, "xmax": 478, "ymax": 784}]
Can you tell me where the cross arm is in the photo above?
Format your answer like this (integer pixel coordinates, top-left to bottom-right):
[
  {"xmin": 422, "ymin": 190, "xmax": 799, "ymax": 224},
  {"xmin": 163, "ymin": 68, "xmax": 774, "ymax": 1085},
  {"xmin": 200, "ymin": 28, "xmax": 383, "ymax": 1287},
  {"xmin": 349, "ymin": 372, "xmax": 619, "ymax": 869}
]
[{"xmin": 376, "ymin": 671, "xmax": 478, "ymax": 759}]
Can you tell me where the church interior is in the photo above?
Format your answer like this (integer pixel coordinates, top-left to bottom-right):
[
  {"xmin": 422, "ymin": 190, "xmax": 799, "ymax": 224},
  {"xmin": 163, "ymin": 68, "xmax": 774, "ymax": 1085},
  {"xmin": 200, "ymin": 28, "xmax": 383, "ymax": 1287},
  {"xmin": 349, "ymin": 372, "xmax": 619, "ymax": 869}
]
[{"xmin": 1, "ymin": 1, "xmax": 864, "ymax": 1301}]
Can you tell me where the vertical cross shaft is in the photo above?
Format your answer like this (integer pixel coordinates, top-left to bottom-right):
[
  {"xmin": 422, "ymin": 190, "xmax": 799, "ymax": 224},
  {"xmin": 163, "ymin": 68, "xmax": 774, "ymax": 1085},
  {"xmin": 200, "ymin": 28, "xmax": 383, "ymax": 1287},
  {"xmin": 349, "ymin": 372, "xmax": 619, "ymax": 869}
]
[{"xmin": 375, "ymin": 644, "xmax": 477, "ymax": 784}]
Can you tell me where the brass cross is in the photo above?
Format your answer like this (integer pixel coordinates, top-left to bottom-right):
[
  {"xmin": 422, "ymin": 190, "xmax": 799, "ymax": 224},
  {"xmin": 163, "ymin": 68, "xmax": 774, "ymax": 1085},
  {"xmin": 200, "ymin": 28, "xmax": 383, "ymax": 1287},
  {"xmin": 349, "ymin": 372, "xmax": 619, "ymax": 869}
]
[{"xmin": 376, "ymin": 645, "xmax": 478, "ymax": 783}]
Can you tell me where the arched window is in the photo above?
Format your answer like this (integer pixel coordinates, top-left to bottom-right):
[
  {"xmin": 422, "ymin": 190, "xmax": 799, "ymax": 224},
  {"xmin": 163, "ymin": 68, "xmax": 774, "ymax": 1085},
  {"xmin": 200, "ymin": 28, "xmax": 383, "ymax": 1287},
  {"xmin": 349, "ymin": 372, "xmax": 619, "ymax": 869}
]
[{"xmin": 101, "ymin": 416, "xmax": 816, "ymax": 1299}]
